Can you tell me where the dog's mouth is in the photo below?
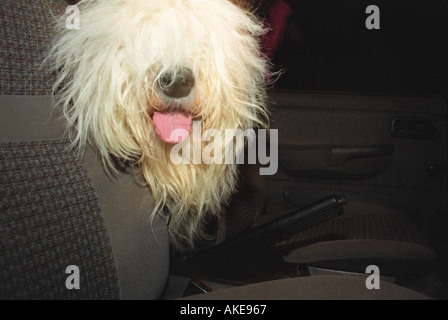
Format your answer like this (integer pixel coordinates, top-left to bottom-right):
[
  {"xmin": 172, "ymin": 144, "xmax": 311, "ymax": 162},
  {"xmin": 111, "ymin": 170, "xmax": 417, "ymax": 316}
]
[
  {"xmin": 152, "ymin": 110, "xmax": 192, "ymax": 144},
  {"xmin": 151, "ymin": 67, "xmax": 197, "ymax": 143}
]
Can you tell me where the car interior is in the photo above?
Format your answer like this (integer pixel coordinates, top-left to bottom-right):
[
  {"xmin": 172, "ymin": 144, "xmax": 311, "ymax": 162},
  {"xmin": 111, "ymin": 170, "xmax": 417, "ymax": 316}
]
[{"xmin": 1, "ymin": 0, "xmax": 447, "ymax": 300}]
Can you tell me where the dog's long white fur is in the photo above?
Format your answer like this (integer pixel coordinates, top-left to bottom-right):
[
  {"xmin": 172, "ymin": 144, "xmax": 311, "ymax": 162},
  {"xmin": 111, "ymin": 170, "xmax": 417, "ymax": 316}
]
[{"xmin": 47, "ymin": 0, "xmax": 270, "ymax": 250}]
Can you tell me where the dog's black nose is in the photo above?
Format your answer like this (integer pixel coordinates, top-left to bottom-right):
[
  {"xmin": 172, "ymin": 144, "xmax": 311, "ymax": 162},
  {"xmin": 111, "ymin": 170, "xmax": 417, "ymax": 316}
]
[{"xmin": 158, "ymin": 67, "xmax": 195, "ymax": 98}]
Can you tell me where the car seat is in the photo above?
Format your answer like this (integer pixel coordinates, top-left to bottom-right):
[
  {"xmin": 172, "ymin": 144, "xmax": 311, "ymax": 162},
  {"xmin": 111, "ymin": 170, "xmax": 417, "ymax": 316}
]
[
  {"xmin": 275, "ymin": 198, "xmax": 436, "ymax": 277},
  {"xmin": 0, "ymin": 0, "xmax": 435, "ymax": 300}
]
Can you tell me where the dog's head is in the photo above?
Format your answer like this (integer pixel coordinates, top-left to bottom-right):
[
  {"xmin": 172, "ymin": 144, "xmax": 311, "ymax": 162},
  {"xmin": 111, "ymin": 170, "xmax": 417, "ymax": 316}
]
[{"xmin": 49, "ymin": 0, "xmax": 270, "ymax": 249}]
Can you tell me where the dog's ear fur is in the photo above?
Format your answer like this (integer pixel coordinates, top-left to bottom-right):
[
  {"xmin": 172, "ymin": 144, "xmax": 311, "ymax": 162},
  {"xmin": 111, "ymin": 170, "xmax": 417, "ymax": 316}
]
[
  {"xmin": 231, "ymin": 0, "xmax": 277, "ymax": 21},
  {"xmin": 230, "ymin": 0, "xmax": 252, "ymax": 10}
]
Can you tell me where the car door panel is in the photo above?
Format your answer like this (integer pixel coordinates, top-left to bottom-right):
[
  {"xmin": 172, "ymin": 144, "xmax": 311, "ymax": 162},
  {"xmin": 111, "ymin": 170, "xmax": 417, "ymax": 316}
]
[{"xmin": 261, "ymin": 92, "xmax": 447, "ymax": 241}]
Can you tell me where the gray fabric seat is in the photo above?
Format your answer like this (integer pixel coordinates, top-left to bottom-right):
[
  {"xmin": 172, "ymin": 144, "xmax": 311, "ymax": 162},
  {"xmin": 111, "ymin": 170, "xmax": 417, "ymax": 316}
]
[
  {"xmin": 0, "ymin": 96, "xmax": 170, "ymax": 300},
  {"xmin": 0, "ymin": 1, "xmax": 169, "ymax": 299},
  {"xmin": 222, "ymin": 172, "xmax": 436, "ymax": 277},
  {"xmin": 275, "ymin": 201, "xmax": 436, "ymax": 276},
  {"xmin": 182, "ymin": 275, "xmax": 430, "ymax": 300}
]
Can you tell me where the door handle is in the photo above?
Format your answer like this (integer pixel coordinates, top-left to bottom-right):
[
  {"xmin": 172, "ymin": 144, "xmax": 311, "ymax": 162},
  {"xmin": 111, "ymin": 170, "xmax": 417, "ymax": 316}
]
[
  {"xmin": 391, "ymin": 117, "xmax": 439, "ymax": 140},
  {"xmin": 328, "ymin": 144, "xmax": 394, "ymax": 167}
]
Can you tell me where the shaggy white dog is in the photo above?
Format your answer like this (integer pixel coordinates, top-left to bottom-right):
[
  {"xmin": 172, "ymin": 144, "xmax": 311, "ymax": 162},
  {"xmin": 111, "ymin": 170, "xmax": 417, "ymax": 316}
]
[{"xmin": 47, "ymin": 0, "xmax": 270, "ymax": 250}]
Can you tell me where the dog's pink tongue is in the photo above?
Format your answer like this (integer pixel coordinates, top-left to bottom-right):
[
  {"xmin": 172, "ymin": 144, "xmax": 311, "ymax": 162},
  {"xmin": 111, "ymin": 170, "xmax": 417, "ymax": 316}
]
[{"xmin": 153, "ymin": 111, "xmax": 192, "ymax": 143}]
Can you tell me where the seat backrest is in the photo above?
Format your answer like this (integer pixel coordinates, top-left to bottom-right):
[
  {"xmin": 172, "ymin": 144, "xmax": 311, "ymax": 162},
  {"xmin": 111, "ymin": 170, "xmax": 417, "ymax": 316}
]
[{"xmin": 0, "ymin": 0, "xmax": 169, "ymax": 299}]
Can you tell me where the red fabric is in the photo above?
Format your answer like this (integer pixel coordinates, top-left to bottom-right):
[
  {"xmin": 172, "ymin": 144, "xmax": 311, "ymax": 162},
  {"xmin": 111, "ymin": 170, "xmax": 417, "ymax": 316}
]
[
  {"xmin": 241, "ymin": 0, "xmax": 294, "ymax": 58},
  {"xmin": 261, "ymin": 0, "xmax": 293, "ymax": 58}
]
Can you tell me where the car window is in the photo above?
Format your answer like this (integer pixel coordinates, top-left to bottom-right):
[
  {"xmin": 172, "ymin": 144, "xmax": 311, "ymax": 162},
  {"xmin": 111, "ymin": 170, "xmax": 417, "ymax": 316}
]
[{"xmin": 272, "ymin": 0, "xmax": 448, "ymax": 96}]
